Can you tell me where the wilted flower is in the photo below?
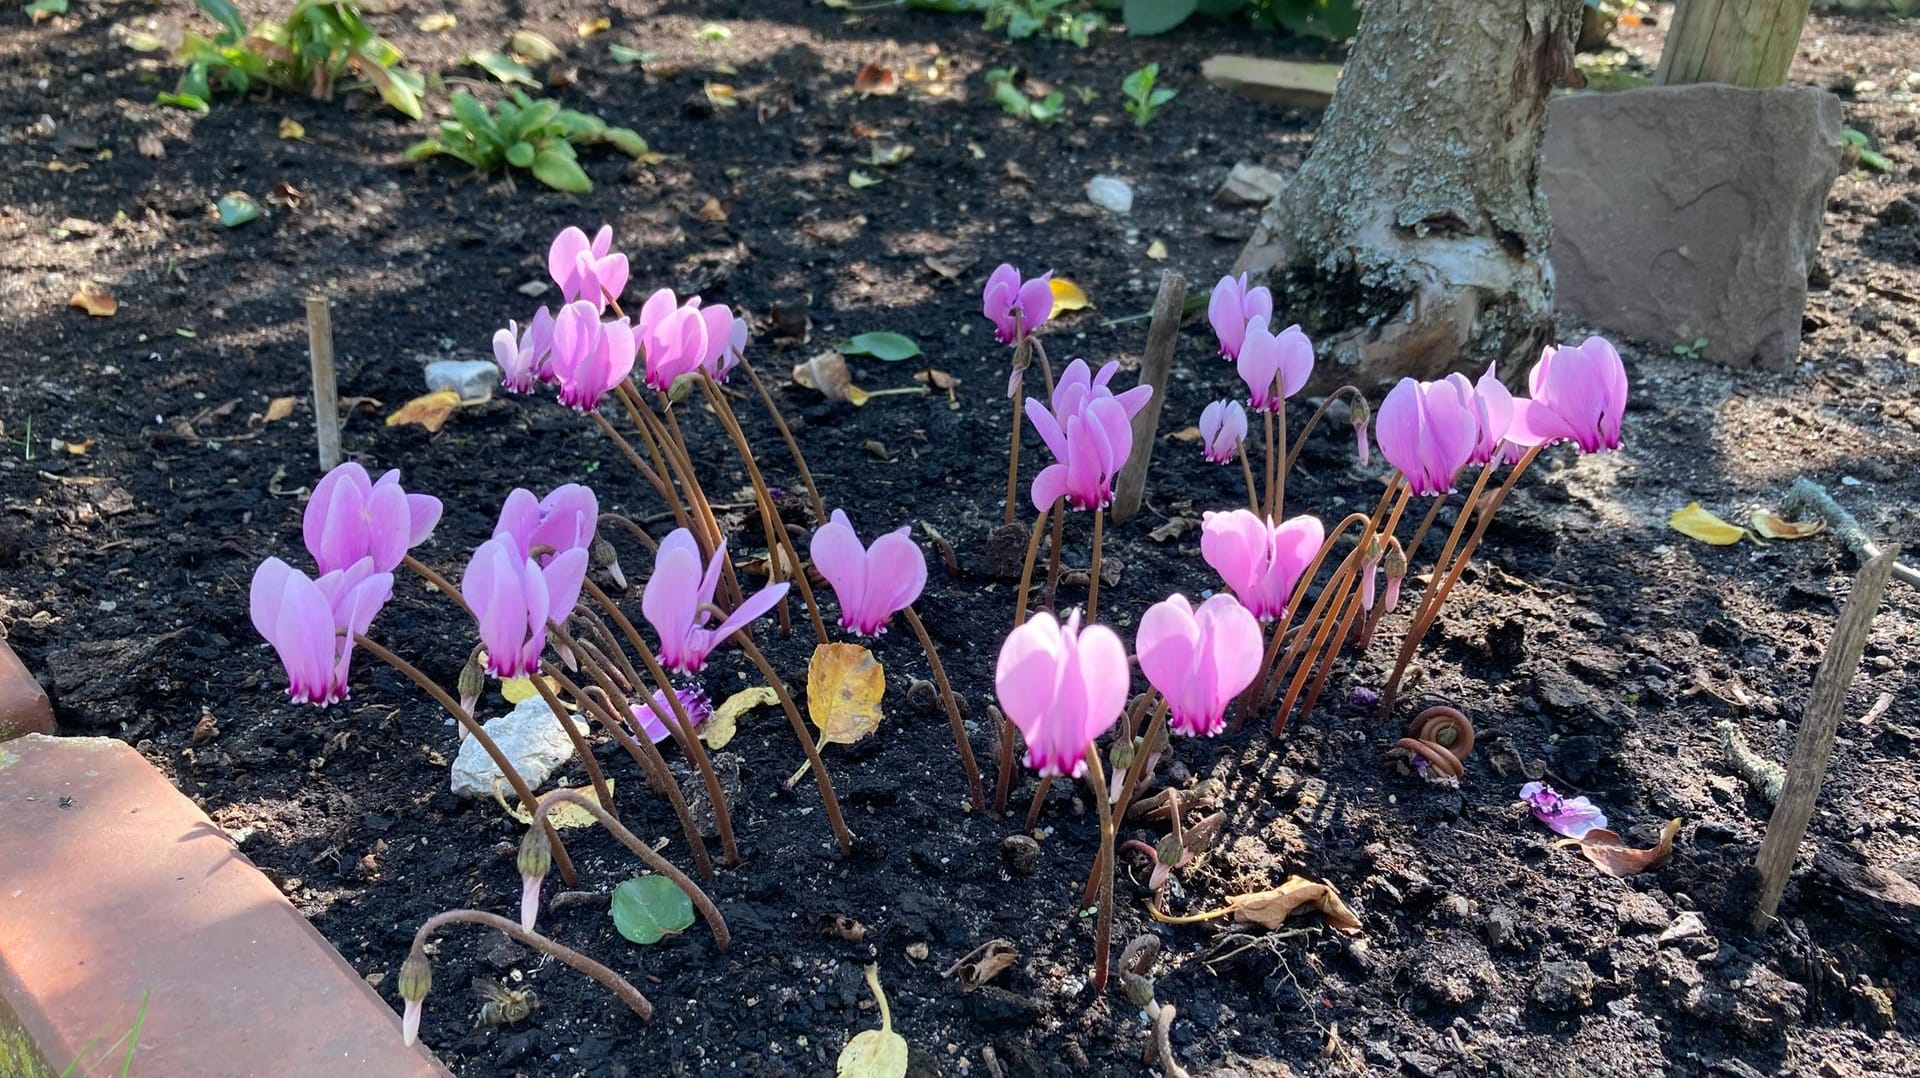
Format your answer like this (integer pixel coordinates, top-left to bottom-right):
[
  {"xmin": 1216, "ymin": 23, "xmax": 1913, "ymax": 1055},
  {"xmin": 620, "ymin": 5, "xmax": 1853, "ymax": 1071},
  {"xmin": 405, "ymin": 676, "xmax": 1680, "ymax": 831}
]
[
  {"xmin": 1198, "ymin": 399, "xmax": 1248, "ymax": 464},
  {"xmin": 1199, "ymin": 509, "xmax": 1325, "ymax": 621},
  {"xmin": 494, "ymin": 484, "xmax": 599, "ymax": 567},
  {"xmin": 461, "ymin": 537, "xmax": 589, "ymax": 679},
  {"xmin": 1136, "ymin": 594, "xmax": 1264, "ymax": 737},
  {"xmin": 809, "ymin": 509, "xmax": 927, "ymax": 636},
  {"xmin": 250, "ymin": 555, "xmax": 393, "ymax": 705},
  {"xmin": 994, "ymin": 609, "xmax": 1129, "ymax": 778},
  {"xmin": 1206, "ymin": 273, "xmax": 1273, "ymax": 361},
  {"xmin": 1520, "ymin": 781, "xmax": 1609, "ymax": 839},
  {"xmin": 494, "ymin": 307, "xmax": 556, "ymax": 393},
  {"xmin": 1381, "ymin": 538, "xmax": 1407, "ymax": 612},
  {"xmin": 303, "ymin": 462, "xmax": 442, "ymax": 575},
  {"xmin": 642, "ymin": 528, "xmax": 790, "ymax": 673},
  {"xmin": 1359, "ymin": 537, "xmax": 1383, "ymax": 612},
  {"xmin": 548, "ymin": 225, "xmax": 630, "ymax": 311},
  {"xmin": 1236, "ymin": 322, "xmax": 1313, "ymax": 412},
  {"xmin": 983, "ymin": 263, "xmax": 1054, "ymax": 345},
  {"xmin": 636, "ymin": 289, "xmax": 732, "ymax": 392},
  {"xmin": 1350, "ymin": 394, "xmax": 1372, "ymax": 467},
  {"xmin": 1445, "ymin": 363, "xmax": 1516, "ymax": 466},
  {"xmin": 632, "ymin": 683, "xmax": 713, "ymax": 743},
  {"xmin": 1507, "ymin": 336, "xmax": 1629, "ymax": 454},
  {"xmin": 517, "ymin": 826, "xmax": 552, "ymax": 931},
  {"xmin": 1375, "ymin": 376, "xmax": 1481, "ymax": 496},
  {"xmin": 547, "ymin": 301, "xmax": 636, "ymax": 411}
]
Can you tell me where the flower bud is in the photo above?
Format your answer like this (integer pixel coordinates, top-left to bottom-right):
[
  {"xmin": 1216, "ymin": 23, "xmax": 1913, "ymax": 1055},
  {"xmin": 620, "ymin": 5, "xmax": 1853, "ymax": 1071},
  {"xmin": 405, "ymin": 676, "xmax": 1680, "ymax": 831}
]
[
  {"xmin": 457, "ymin": 650, "xmax": 486, "ymax": 720},
  {"xmin": 517, "ymin": 825, "xmax": 553, "ymax": 882},
  {"xmin": 1121, "ymin": 971, "xmax": 1157, "ymax": 1010},
  {"xmin": 1360, "ymin": 537, "xmax": 1383, "ymax": 612},
  {"xmin": 668, "ymin": 371, "xmax": 699, "ymax": 405},
  {"xmin": 399, "ymin": 948, "xmax": 433, "ymax": 1003},
  {"xmin": 1110, "ymin": 737, "xmax": 1137, "ymax": 773},
  {"xmin": 1382, "ymin": 538, "xmax": 1407, "ymax": 613},
  {"xmin": 591, "ymin": 535, "xmax": 627, "ymax": 589},
  {"xmin": 1349, "ymin": 394, "xmax": 1372, "ymax": 467},
  {"xmin": 1155, "ymin": 834, "xmax": 1184, "ymax": 867}
]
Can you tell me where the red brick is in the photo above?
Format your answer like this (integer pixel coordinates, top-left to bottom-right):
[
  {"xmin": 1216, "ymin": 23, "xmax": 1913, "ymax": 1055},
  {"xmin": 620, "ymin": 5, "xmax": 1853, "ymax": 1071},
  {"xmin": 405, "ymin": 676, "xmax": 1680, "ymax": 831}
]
[
  {"xmin": 0, "ymin": 735, "xmax": 452, "ymax": 1076},
  {"xmin": 0, "ymin": 639, "xmax": 52, "ymax": 741}
]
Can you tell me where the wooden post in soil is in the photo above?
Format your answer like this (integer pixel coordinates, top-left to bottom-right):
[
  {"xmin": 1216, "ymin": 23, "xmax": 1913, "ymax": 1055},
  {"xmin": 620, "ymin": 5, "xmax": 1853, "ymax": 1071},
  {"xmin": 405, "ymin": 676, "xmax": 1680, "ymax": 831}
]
[
  {"xmin": 1750, "ymin": 546, "xmax": 1899, "ymax": 929},
  {"xmin": 305, "ymin": 294, "xmax": 342, "ymax": 472},
  {"xmin": 1656, "ymin": 0, "xmax": 1813, "ymax": 90},
  {"xmin": 1111, "ymin": 272, "xmax": 1187, "ymax": 526}
]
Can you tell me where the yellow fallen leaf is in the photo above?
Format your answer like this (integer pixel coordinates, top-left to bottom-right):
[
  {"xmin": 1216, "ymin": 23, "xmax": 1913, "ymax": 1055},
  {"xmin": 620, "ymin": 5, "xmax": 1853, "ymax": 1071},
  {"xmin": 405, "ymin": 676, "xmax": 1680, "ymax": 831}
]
[
  {"xmin": 577, "ymin": 16, "xmax": 610, "ymax": 37},
  {"xmin": 47, "ymin": 161, "xmax": 88, "ymax": 173},
  {"xmin": 1668, "ymin": 502, "xmax": 1744, "ymax": 546},
  {"xmin": 62, "ymin": 438, "xmax": 94, "ymax": 456},
  {"xmin": 702, "ymin": 686, "xmax": 777, "ymax": 750},
  {"xmin": 837, "ymin": 965, "xmax": 908, "ymax": 1078},
  {"xmin": 417, "ymin": 11, "xmax": 456, "ymax": 32},
  {"xmin": 705, "ymin": 83, "xmax": 739, "ymax": 109},
  {"xmin": 1145, "ymin": 239, "xmax": 1168, "ymax": 261},
  {"xmin": 1049, "ymin": 277, "xmax": 1090, "ymax": 312},
  {"xmin": 807, "ymin": 643, "xmax": 885, "ymax": 745},
  {"xmin": 263, "ymin": 396, "xmax": 296, "ymax": 423},
  {"xmin": 69, "ymin": 285, "xmax": 116, "ymax": 317},
  {"xmin": 277, "ymin": 117, "xmax": 305, "ymax": 140},
  {"xmin": 494, "ymin": 778, "xmax": 613, "ymax": 828},
  {"xmin": 386, "ymin": 389, "xmax": 461, "ymax": 434},
  {"xmin": 1750, "ymin": 511, "xmax": 1824, "ymax": 541}
]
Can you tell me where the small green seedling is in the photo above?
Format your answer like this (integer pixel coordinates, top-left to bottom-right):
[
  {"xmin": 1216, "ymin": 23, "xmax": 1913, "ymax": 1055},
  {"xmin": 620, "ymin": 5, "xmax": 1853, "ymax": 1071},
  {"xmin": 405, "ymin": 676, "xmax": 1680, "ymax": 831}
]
[
  {"xmin": 137, "ymin": 0, "xmax": 423, "ymax": 118},
  {"xmin": 985, "ymin": 68, "xmax": 1065, "ymax": 125},
  {"xmin": 1672, "ymin": 337, "xmax": 1708, "ymax": 360},
  {"xmin": 404, "ymin": 90, "xmax": 649, "ymax": 194},
  {"xmin": 1122, "ymin": 63, "xmax": 1175, "ymax": 128},
  {"xmin": 1841, "ymin": 129, "xmax": 1892, "ymax": 173}
]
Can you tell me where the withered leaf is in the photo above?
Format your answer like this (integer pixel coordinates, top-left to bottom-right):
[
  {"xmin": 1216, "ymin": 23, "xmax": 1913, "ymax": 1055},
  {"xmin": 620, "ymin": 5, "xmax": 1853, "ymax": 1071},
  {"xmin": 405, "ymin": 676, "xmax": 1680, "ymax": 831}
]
[
  {"xmin": 1153, "ymin": 875, "xmax": 1363, "ymax": 937},
  {"xmin": 855, "ymin": 62, "xmax": 899, "ymax": 96},
  {"xmin": 1561, "ymin": 818, "xmax": 1682, "ymax": 878}
]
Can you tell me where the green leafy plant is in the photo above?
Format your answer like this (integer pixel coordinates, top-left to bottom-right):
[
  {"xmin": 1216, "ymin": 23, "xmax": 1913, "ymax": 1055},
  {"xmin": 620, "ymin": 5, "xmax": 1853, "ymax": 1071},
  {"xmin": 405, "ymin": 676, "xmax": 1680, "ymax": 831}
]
[
  {"xmin": 1672, "ymin": 336, "xmax": 1708, "ymax": 360},
  {"xmin": 1841, "ymin": 128, "xmax": 1893, "ymax": 173},
  {"xmin": 839, "ymin": 332, "xmax": 923, "ymax": 361},
  {"xmin": 985, "ymin": 68, "xmax": 1066, "ymax": 124},
  {"xmin": 1120, "ymin": 0, "xmax": 1359, "ymax": 40},
  {"xmin": 1121, "ymin": 63, "xmax": 1175, "ymax": 127},
  {"xmin": 404, "ymin": 90, "xmax": 649, "ymax": 194},
  {"xmin": 143, "ymin": 0, "xmax": 423, "ymax": 117},
  {"xmin": 610, "ymin": 875, "xmax": 696, "ymax": 944},
  {"xmin": 899, "ymin": 0, "xmax": 1103, "ymax": 45}
]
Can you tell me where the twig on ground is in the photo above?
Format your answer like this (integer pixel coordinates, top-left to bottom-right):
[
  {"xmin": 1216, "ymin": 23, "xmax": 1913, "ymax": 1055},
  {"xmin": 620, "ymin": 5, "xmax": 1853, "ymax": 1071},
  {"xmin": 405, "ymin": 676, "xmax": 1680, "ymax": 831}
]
[
  {"xmin": 1715, "ymin": 720, "xmax": 1784, "ymax": 806},
  {"xmin": 1781, "ymin": 477, "xmax": 1919, "ymax": 588}
]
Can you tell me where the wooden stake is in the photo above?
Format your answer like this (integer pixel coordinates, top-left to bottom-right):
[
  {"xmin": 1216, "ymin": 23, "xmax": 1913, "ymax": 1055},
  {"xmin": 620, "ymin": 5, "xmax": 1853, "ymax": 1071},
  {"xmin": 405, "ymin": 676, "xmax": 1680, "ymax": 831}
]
[
  {"xmin": 1750, "ymin": 546, "xmax": 1899, "ymax": 928},
  {"xmin": 305, "ymin": 295, "xmax": 342, "ymax": 472},
  {"xmin": 1111, "ymin": 271, "xmax": 1187, "ymax": 525},
  {"xmin": 1656, "ymin": 0, "xmax": 1812, "ymax": 90}
]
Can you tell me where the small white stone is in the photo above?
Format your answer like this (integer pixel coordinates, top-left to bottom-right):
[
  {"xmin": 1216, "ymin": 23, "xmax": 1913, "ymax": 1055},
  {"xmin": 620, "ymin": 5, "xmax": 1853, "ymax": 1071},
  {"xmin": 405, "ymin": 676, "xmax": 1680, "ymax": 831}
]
[
  {"xmin": 1085, "ymin": 175, "xmax": 1134, "ymax": 215},
  {"xmin": 518, "ymin": 280, "xmax": 551, "ymax": 297},
  {"xmin": 450, "ymin": 696, "xmax": 588, "ymax": 798},
  {"xmin": 424, "ymin": 358, "xmax": 498, "ymax": 403}
]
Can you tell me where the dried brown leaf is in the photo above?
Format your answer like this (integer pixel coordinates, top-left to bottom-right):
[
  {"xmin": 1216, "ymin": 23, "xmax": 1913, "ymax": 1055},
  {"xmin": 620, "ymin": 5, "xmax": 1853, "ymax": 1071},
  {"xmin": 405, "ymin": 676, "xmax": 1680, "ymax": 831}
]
[
  {"xmin": 263, "ymin": 396, "xmax": 297, "ymax": 423},
  {"xmin": 1563, "ymin": 818, "xmax": 1682, "ymax": 878},
  {"xmin": 855, "ymin": 62, "xmax": 899, "ymax": 96},
  {"xmin": 69, "ymin": 284, "xmax": 117, "ymax": 317}
]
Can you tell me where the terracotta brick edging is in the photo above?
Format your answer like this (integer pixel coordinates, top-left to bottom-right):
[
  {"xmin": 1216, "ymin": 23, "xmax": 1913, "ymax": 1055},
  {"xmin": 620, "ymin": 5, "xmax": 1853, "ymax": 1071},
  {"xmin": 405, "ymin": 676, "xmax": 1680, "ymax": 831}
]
[
  {"xmin": 0, "ymin": 735, "xmax": 452, "ymax": 1077},
  {"xmin": 0, "ymin": 639, "xmax": 53, "ymax": 742}
]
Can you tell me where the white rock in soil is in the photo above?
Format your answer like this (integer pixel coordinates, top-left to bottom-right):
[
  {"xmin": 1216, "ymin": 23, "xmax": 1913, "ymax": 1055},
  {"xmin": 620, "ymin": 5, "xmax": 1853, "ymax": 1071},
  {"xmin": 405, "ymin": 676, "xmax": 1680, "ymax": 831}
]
[
  {"xmin": 1085, "ymin": 175, "xmax": 1134, "ymax": 215},
  {"xmin": 424, "ymin": 358, "xmax": 498, "ymax": 403},
  {"xmin": 450, "ymin": 696, "xmax": 587, "ymax": 799},
  {"xmin": 1214, "ymin": 162, "xmax": 1286, "ymax": 207}
]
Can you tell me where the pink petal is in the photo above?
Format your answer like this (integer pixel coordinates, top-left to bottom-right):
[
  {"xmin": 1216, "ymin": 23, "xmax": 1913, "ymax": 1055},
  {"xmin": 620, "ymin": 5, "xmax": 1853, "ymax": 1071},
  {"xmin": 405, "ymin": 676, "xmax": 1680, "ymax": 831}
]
[
  {"xmin": 863, "ymin": 527, "xmax": 927, "ymax": 626},
  {"xmin": 547, "ymin": 227, "xmax": 590, "ymax": 290},
  {"xmin": 808, "ymin": 509, "xmax": 869, "ymax": 626}
]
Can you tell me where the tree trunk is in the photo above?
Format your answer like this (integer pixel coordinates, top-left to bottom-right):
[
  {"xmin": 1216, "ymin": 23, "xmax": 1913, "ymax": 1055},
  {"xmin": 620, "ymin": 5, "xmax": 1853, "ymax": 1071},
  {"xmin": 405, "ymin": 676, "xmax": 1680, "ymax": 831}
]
[{"xmin": 1237, "ymin": 0, "xmax": 1585, "ymax": 392}]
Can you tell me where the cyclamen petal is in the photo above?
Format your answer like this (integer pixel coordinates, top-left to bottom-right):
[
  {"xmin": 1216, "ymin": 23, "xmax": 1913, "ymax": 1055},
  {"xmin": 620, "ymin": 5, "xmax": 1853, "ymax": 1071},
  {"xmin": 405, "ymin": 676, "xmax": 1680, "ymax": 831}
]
[
  {"xmin": 995, "ymin": 610, "xmax": 1129, "ymax": 779},
  {"xmin": 302, "ymin": 462, "xmax": 441, "ymax": 575},
  {"xmin": 1137, "ymin": 594, "xmax": 1263, "ymax": 737},
  {"xmin": 808, "ymin": 509, "xmax": 927, "ymax": 636},
  {"xmin": 1199, "ymin": 399, "xmax": 1248, "ymax": 464},
  {"xmin": 1520, "ymin": 781, "xmax": 1609, "ymax": 839},
  {"xmin": 1505, "ymin": 337, "xmax": 1629, "ymax": 454},
  {"xmin": 982, "ymin": 264, "xmax": 1053, "ymax": 345},
  {"xmin": 1199, "ymin": 510, "xmax": 1324, "ymax": 621},
  {"xmin": 1375, "ymin": 377, "xmax": 1481, "ymax": 496},
  {"xmin": 1236, "ymin": 322, "xmax": 1314, "ymax": 412},
  {"xmin": 250, "ymin": 555, "xmax": 392, "ymax": 705},
  {"xmin": 1207, "ymin": 273, "xmax": 1273, "ymax": 360},
  {"xmin": 642, "ymin": 528, "xmax": 788, "ymax": 672}
]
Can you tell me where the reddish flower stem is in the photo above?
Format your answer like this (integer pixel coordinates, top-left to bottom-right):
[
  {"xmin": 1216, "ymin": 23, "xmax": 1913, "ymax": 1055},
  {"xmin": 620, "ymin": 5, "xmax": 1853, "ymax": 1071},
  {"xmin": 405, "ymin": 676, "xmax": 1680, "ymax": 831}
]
[
  {"xmin": 408, "ymin": 910, "xmax": 651, "ymax": 1031},
  {"xmin": 737, "ymin": 353, "xmax": 827, "ymax": 526},
  {"xmin": 904, "ymin": 605, "xmax": 985, "ymax": 811},
  {"xmin": 531, "ymin": 788, "xmax": 730, "ymax": 950},
  {"xmin": 730, "ymin": 632, "xmax": 855, "ymax": 855}
]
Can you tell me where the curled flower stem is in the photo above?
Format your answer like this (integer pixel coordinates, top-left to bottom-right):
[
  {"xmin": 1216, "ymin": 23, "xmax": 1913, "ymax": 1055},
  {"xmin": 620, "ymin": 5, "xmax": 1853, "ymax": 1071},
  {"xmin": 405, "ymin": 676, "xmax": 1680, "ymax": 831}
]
[
  {"xmin": 1379, "ymin": 446, "xmax": 1541, "ymax": 718},
  {"xmin": 522, "ymin": 660, "xmax": 617, "ymax": 814},
  {"xmin": 408, "ymin": 909, "xmax": 652, "ymax": 1038},
  {"xmin": 730, "ymin": 631, "xmax": 855, "ymax": 856},
  {"xmin": 737, "ymin": 352, "xmax": 827, "ymax": 526},
  {"xmin": 1281, "ymin": 385, "xmax": 1361, "ymax": 477},
  {"xmin": 580, "ymin": 578, "xmax": 739, "ymax": 867},
  {"xmin": 401, "ymin": 555, "xmax": 473, "ymax": 619},
  {"xmin": 998, "ymin": 503, "xmax": 1057, "ymax": 813},
  {"xmin": 354, "ymin": 633, "xmax": 576, "ymax": 887},
  {"xmin": 1084, "ymin": 747, "xmax": 1116, "ymax": 994},
  {"xmin": 598, "ymin": 512, "xmax": 659, "ymax": 555},
  {"xmin": 698, "ymin": 375, "xmax": 827, "ymax": 644},
  {"xmin": 903, "ymin": 605, "xmax": 985, "ymax": 811},
  {"xmin": 532, "ymin": 788, "xmax": 731, "ymax": 950}
]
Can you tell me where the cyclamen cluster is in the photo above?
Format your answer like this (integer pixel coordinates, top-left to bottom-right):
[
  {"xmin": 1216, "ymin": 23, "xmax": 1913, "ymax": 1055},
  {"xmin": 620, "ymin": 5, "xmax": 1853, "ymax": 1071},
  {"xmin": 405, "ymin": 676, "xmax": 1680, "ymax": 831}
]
[{"xmin": 493, "ymin": 225, "xmax": 750, "ymax": 409}]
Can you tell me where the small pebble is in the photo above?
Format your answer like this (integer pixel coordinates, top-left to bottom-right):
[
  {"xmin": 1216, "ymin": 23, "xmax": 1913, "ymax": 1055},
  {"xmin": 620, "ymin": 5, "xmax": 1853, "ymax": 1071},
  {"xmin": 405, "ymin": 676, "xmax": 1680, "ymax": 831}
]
[
  {"xmin": 1085, "ymin": 175, "xmax": 1134, "ymax": 215},
  {"xmin": 1001, "ymin": 833, "xmax": 1042, "ymax": 875},
  {"xmin": 424, "ymin": 358, "xmax": 499, "ymax": 403}
]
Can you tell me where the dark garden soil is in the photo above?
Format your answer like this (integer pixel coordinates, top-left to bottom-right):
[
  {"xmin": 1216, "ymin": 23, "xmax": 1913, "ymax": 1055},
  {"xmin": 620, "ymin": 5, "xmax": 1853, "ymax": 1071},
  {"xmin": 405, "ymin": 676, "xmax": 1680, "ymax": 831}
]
[{"xmin": 4, "ymin": 1, "xmax": 1920, "ymax": 1075}]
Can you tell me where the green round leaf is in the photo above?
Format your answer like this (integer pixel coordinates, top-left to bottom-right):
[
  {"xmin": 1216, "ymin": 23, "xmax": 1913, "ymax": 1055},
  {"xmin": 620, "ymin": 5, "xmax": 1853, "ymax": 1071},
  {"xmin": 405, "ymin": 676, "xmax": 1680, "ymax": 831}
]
[
  {"xmin": 215, "ymin": 192, "xmax": 261, "ymax": 228},
  {"xmin": 506, "ymin": 141, "xmax": 536, "ymax": 168},
  {"xmin": 837, "ymin": 332, "xmax": 922, "ymax": 362},
  {"xmin": 610, "ymin": 875, "xmax": 695, "ymax": 944},
  {"xmin": 530, "ymin": 147, "xmax": 592, "ymax": 194},
  {"xmin": 1123, "ymin": 0, "xmax": 1198, "ymax": 36}
]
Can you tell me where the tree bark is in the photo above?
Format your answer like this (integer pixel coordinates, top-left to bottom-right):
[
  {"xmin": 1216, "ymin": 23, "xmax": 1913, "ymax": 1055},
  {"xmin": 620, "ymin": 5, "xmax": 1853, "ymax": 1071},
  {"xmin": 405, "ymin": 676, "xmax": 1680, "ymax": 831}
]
[{"xmin": 1237, "ymin": 0, "xmax": 1585, "ymax": 392}]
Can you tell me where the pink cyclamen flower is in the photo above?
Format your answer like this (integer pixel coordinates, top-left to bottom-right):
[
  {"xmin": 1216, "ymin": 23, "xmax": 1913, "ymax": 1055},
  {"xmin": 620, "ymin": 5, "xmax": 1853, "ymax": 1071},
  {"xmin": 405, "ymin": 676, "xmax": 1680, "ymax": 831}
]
[
  {"xmin": 1199, "ymin": 399, "xmax": 1248, "ymax": 464},
  {"xmin": 303, "ymin": 462, "xmax": 442, "ymax": 575},
  {"xmin": 493, "ymin": 484, "xmax": 599, "ymax": 564},
  {"xmin": 809, "ymin": 509, "xmax": 927, "ymax": 636},
  {"xmin": 1026, "ymin": 394, "xmax": 1134, "ymax": 512},
  {"xmin": 250, "ymin": 555, "xmax": 394, "ymax": 705},
  {"xmin": 994, "ymin": 609, "xmax": 1129, "ymax": 778},
  {"xmin": 547, "ymin": 300, "xmax": 636, "ymax": 411},
  {"xmin": 642, "ymin": 528, "xmax": 790, "ymax": 673},
  {"xmin": 1506, "ymin": 336, "xmax": 1629, "ymax": 454},
  {"xmin": 1136, "ymin": 594, "xmax": 1264, "ymax": 738},
  {"xmin": 493, "ymin": 307, "xmax": 556, "ymax": 393},
  {"xmin": 636, "ymin": 288, "xmax": 733, "ymax": 391},
  {"xmin": 1236, "ymin": 322, "xmax": 1313, "ymax": 412},
  {"xmin": 632, "ymin": 683, "xmax": 714, "ymax": 743},
  {"xmin": 704, "ymin": 311, "xmax": 748, "ymax": 383},
  {"xmin": 1444, "ymin": 363, "xmax": 1515, "ymax": 466},
  {"xmin": 1375, "ymin": 376, "xmax": 1481, "ymax": 496},
  {"xmin": 1207, "ymin": 273, "xmax": 1273, "ymax": 361},
  {"xmin": 1050, "ymin": 357, "xmax": 1153, "ymax": 421},
  {"xmin": 548, "ymin": 225, "xmax": 630, "ymax": 311},
  {"xmin": 982, "ymin": 264, "xmax": 1055, "ymax": 345},
  {"xmin": 1520, "ymin": 781, "xmax": 1609, "ymax": 840},
  {"xmin": 1199, "ymin": 509, "xmax": 1326, "ymax": 622},
  {"xmin": 461, "ymin": 537, "xmax": 589, "ymax": 679}
]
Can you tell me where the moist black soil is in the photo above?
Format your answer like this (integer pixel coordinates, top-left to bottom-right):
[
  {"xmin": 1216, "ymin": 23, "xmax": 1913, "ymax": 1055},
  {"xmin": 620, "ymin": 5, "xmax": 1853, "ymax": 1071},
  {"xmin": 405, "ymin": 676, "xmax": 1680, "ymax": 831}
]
[{"xmin": 4, "ymin": 2, "xmax": 1919, "ymax": 1075}]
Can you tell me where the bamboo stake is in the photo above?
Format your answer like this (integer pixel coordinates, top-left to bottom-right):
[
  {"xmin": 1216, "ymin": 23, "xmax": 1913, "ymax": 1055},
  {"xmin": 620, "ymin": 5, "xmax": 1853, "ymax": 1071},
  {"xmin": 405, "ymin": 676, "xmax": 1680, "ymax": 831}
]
[
  {"xmin": 1111, "ymin": 272, "xmax": 1187, "ymax": 525},
  {"xmin": 305, "ymin": 295, "xmax": 341, "ymax": 472}
]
